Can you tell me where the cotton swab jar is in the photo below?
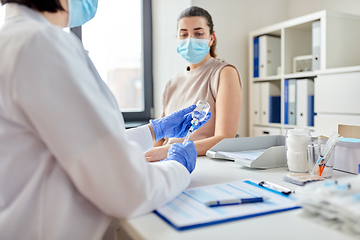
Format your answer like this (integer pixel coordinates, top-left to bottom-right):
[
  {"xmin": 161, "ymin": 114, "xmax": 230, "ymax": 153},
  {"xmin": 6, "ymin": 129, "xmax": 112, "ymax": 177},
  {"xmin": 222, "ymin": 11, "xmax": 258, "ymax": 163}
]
[{"xmin": 285, "ymin": 128, "xmax": 311, "ymax": 172}]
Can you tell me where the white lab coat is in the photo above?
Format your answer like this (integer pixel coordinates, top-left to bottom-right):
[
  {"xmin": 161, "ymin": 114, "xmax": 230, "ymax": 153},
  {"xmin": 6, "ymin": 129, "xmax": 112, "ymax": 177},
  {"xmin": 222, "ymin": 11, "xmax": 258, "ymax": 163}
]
[{"xmin": 0, "ymin": 3, "xmax": 190, "ymax": 240}]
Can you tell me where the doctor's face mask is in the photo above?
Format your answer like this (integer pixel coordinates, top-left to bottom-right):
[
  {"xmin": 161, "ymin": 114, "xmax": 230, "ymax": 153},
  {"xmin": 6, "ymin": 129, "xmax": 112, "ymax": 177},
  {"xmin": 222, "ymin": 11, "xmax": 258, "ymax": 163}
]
[{"xmin": 67, "ymin": 0, "xmax": 99, "ymax": 28}]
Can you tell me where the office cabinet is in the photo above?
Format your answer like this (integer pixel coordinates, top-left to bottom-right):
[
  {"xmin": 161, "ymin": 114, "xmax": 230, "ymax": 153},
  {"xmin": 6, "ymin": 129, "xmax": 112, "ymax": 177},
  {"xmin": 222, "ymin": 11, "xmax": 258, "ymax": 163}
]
[
  {"xmin": 249, "ymin": 10, "xmax": 360, "ymax": 136},
  {"xmin": 314, "ymin": 114, "xmax": 360, "ymax": 136},
  {"xmin": 253, "ymin": 126, "xmax": 281, "ymax": 137},
  {"xmin": 315, "ymin": 72, "xmax": 360, "ymax": 115}
]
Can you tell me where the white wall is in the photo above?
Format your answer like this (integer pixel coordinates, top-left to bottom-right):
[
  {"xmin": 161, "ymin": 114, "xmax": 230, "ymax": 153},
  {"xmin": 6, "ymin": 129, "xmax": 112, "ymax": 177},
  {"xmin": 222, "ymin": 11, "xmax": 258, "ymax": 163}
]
[
  {"xmin": 287, "ymin": 0, "xmax": 360, "ymax": 19},
  {"xmin": 152, "ymin": 0, "xmax": 191, "ymax": 118}
]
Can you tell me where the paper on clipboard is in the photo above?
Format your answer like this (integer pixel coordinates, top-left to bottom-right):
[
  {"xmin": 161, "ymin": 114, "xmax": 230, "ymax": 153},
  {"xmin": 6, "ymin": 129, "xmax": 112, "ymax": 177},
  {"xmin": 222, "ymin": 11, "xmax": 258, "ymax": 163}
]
[{"xmin": 155, "ymin": 179, "xmax": 300, "ymax": 231}]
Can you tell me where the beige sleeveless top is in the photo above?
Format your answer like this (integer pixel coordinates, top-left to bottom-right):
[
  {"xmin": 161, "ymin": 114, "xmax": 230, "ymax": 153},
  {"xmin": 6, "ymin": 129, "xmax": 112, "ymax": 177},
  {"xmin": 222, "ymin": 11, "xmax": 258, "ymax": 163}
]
[{"xmin": 161, "ymin": 57, "xmax": 239, "ymax": 145}]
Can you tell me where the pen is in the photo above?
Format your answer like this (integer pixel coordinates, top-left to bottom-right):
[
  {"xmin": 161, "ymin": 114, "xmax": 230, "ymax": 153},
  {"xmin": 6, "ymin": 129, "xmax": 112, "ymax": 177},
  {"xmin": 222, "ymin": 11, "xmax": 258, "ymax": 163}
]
[
  {"xmin": 258, "ymin": 181, "xmax": 294, "ymax": 195},
  {"xmin": 205, "ymin": 197, "xmax": 268, "ymax": 207}
]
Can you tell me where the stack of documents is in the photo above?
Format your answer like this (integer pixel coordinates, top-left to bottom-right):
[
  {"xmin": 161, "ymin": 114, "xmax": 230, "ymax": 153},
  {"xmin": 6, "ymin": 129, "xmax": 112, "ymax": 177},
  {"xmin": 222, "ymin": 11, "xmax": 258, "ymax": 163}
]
[
  {"xmin": 217, "ymin": 149, "xmax": 267, "ymax": 162},
  {"xmin": 155, "ymin": 179, "xmax": 299, "ymax": 230},
  {"xmin": 206, "ymin": 136, "xmax": 286, "ymax": 169}
]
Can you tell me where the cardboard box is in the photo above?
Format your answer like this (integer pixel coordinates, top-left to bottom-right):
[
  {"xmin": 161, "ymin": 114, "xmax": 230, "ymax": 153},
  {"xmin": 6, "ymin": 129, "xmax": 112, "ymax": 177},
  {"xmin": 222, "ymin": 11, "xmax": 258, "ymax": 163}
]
[{"xmin": 333, "ymin": 124, "xmax": 360, "ymax": 174}]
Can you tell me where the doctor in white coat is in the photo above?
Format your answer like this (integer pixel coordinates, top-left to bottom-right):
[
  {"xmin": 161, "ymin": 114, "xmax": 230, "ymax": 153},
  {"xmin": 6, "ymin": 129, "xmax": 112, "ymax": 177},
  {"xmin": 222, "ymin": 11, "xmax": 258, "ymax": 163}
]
[{"xmin": 0, "ymin": 0, "xmax": 211, "ymax": 239}]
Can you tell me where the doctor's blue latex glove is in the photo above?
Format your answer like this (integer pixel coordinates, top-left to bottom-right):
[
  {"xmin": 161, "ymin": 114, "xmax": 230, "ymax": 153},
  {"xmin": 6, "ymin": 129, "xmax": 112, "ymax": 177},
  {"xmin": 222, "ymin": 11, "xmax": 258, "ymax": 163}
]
[
  {"xmin": 164, "ymin": 141, "xmax": 198, "ymax": 173},
  {"xmin": 150, "ymin": 105, "xmax": 211, "ymax": 141}
]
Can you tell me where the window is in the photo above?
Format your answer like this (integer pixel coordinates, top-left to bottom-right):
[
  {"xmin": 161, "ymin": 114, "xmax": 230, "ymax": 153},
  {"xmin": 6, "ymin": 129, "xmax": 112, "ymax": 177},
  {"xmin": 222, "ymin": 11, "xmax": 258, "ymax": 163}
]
[
  {"xmin": 0, "ymin": 4, "xmax": 5, "ymax": 28},
  {"xmin": 81, "ymin": 0, "xmax": 153, "ymax": 124}
]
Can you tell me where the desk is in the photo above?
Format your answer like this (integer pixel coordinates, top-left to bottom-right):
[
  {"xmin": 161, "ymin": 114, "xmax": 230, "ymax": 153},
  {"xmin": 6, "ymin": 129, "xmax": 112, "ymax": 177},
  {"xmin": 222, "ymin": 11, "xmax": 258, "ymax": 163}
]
[{"xmin": 120, "ymin": 156, "xmax": 358, "ymax": 240}]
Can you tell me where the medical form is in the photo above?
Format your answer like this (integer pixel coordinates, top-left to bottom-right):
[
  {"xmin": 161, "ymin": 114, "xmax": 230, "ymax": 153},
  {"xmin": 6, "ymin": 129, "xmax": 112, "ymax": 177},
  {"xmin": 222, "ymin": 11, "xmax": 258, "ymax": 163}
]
[{"xmin": 155, "ymin": 179, "xmax": 299, "ymax": 230}]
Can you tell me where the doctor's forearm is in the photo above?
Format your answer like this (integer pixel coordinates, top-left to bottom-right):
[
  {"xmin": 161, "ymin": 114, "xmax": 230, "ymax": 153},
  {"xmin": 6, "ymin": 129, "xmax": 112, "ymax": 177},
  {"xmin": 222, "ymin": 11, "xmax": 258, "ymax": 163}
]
[{"xmin": 147, "ymin": 123, "xmax": 155, "ymax": 141}]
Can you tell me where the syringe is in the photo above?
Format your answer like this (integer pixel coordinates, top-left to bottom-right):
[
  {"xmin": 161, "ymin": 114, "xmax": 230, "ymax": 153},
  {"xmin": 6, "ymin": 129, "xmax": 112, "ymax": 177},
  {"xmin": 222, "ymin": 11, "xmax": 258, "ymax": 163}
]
[
  {"xmin": 182, "ymin": 100, "xmax": 210, "ymax": 145},
  {"xmin": 182, "ymin": 122, "xmax": 196, "ymax": 144},
  {"xmin": 311, "ymin": 132, "xmax": 339, "ymax": 176}
]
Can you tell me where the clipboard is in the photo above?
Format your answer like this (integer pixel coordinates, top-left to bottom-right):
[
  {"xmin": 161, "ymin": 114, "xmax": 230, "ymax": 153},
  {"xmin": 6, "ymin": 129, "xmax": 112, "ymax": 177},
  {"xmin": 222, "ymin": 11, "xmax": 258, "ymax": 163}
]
[{"xmin": 154, "ymin": 179, "xmax": 300, "ymax": 231}]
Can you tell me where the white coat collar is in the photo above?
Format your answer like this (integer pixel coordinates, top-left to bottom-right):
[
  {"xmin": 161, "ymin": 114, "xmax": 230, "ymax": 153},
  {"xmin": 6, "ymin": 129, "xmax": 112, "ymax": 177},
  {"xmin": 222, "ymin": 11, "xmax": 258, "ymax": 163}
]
[{"xmin": 5, "ymin": 3, "xmax": 52, "ymax": 26}]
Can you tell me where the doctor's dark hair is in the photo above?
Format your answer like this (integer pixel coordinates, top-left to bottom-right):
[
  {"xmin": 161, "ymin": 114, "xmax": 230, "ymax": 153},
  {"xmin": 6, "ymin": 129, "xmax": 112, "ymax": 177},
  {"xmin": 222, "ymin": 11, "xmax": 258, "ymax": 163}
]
[
  {"xmin": 1, "ymin": 0, "xmax": 64, "ymax": 12},
  {"xmin": 178, "ymin": 6, "xmax": 217, "ymax": 58}
]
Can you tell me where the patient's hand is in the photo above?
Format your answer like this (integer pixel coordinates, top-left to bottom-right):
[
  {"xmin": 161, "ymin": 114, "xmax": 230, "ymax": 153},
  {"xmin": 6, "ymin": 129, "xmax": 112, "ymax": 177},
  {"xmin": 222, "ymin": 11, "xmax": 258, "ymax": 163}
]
[{"xmin": 145, "ymin": 145, "xmax": 170, "ymax": 162}]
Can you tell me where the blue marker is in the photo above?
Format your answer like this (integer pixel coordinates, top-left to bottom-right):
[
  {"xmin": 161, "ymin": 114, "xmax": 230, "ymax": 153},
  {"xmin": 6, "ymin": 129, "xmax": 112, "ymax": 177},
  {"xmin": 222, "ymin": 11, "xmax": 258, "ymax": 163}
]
[{"xmin": 205, "ymin": 197, "xmax": 269, "ymax": 207}]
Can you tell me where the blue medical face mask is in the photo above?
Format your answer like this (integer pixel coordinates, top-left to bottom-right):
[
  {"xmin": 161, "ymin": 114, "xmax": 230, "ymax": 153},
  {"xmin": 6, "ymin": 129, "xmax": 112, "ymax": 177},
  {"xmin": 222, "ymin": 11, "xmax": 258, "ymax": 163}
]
[
  {"xmin": 177, "ymin": 38, "xmax": 210, "ymax": 64},
  {"xmin": 67, "ymin": 0, "xmax": 99, "ymax": 28}
]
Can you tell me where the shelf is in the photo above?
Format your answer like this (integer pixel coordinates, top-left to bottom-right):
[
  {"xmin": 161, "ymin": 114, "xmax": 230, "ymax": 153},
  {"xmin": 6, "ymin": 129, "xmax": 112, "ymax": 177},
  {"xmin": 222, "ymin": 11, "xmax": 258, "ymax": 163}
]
[
  {"xmin": 253, "ymin": 67, "xmax": 360, "ymax": 81},
  {"xmin": 318, "ymin": 65, "xmax": 360, "ymax": 76},
  {"xmin": 284, "ymin": 23, "xmax": 313, "ymax": 75},
  {"xmin": 283, "ymin": 72, "xmax": 317, "ymax": 79},
  {"xmin": 283, "ymin": 125, "xmax": 315, "ymax": 131},
  {"xmin": 253, "ymin": 75, "xmax": 281, "ymax": 82},
  {"xmin": 253, "ymin": 123, "xmax": 315, "ymax": 130},
  {"xmin": 253, "ymin": 123, "xmax": 282, "ymax": 128},
  {"xmin": 249, "ymin": 11, "xmax": 325, "ymax": 37},
  {"xmin": 249, "ymin": 10, "xmax": 360, "ymax": 137}
]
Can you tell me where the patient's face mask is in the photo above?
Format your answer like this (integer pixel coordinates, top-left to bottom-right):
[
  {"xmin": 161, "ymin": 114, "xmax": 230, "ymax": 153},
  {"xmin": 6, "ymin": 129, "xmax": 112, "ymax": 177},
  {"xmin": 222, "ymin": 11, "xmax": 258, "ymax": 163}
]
[
  {"xmin": 177, "ymin": 38, "xmax": 210, "ymax": 64},
  {"xmin": 67, "ymin": 0, "xmax": 99, "ymax": 28}
]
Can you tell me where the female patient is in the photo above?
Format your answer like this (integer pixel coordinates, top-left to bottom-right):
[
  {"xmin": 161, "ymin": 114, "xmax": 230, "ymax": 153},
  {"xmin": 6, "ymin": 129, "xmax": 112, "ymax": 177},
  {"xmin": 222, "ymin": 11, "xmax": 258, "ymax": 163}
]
[{"xmin": 146, "ymin": 6, "xmax": 242, "ymax": 161}]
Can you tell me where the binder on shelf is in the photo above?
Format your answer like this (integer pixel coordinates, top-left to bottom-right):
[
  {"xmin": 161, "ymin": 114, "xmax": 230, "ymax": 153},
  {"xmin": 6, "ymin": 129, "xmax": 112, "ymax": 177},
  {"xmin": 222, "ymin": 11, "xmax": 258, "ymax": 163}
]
[
  {"xmin": 312, "ymin": 20, "xmax": 321, "ymax": 71},
  {"xmin": 259, "ymin": 35, "xmax": 281, "ymax": 77},
  {"xmin": 288, "ymin": 79, "xmax": 297, "ymax": 125},
  {"xmin": 308, "ymin": 95, "xmax": 314, "ymax": 126},
  {"xmin": 260, "ymin": 82, "xmax": 281, "ymax": 124},
  {"xmin": 284, "ymin": 79, "xmax": 289, "ymax": 124},
  {"xmin": 296, "ymin": 79, "xmax": 314, "ymax": 127},
  {"xmin": 269, "ymin": 96, "xmax": 281, "ymax": 123},
  {"xmin": 206, "ymin": 135, "xmax": 286, "ymax": 169},
  {"xmin": 254, "ymin": 37, "xmax": 259, "ymax": 78},
  {"xmin": 253, "ymin": 83, "xmax": 261, "ymax": 124}
]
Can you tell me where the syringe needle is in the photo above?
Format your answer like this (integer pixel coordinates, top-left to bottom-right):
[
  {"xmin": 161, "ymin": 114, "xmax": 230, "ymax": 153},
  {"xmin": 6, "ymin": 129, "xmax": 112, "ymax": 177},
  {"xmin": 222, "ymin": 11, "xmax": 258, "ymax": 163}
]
[{"xmin": 183, "ymin": 123, "xmax": 195, "ymax": 144}]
